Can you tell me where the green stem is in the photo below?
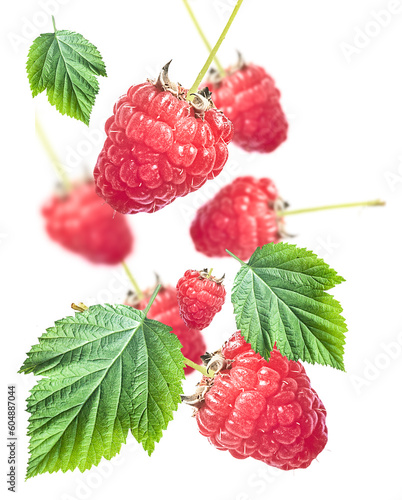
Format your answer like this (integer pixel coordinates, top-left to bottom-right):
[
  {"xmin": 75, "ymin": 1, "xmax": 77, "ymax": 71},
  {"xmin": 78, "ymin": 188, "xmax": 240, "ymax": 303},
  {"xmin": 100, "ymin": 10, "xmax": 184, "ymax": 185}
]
[
  {"xmin": 187, "ymin": 0, "xmax": 244, "ymax": 99},
  {"xmin": 277, "ymin": 199, "xmax": 386, "ymax": 218},
  {"xmin": 35, "ymin": 114, "xmax": 71, "ymax": 191},
  {"xmin": 226, "ymin": 249, "xmax": 246, "ymax": 265},
  {"xmin": 183, "ymin": 357, "xmax": 213, "ymax": 377},
  {"xmin": 182, "ymin": 0, "xmax": 225, "ymax": 76},
  {"xmin": 206, "ymin": 268, "xmax": 213, "ymax": 278},
  {"xmin": 143, "ymin": 285, "xmax": 161, "ymax": 316},
  {"xmin": 52, "ymin": 15, "xmax": 57, "ymax": 32},
  {"xmin": 121, "ymin": 261, "xmax": 144, "ymax": 300}
]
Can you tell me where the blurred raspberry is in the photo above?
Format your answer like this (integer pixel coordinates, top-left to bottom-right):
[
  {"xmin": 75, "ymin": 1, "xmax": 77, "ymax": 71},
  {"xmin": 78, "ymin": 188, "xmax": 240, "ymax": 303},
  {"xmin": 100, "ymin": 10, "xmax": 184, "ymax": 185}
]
[
  {"xmin": 42, "ymin": 181, "xmax": 133, "ymax": 264},
  {"xmin": 204, "ymin": 59, "xmax": 287, "ymax": 153}
]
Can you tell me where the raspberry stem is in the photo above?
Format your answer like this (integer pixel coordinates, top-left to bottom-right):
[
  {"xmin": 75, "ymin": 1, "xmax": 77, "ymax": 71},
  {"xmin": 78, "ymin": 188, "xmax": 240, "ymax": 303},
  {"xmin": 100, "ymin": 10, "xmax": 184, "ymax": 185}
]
[
  {"xmin": 35, "ymin": 114, "xmax": 72, "ymax": 191},
  {"xmin": 71, "ymin": 302, "xmax": 89, "ymax": 312},
  {"xmin": 183, "ymin": 357, "xmax": 213, "ymax": 377},
  {"xmin": 277, "ymin": 199, "xmax": 386, "ymax": 217},
  {"xmin": 187, "ymin": 0, "xmax": 244, "ymax": 100},
  {"xmin": 206, "ymin": 268, "xmax": 213, "ymax": 278},
  {"xmin": 182, "ymin": 0, "xmax": 225, "ymax": 77},
  {"xmin": 52, "ymin": 15, "xmax": 57, "ymax": 32},
  {"xmin": 121, "ymin": 261, "xmax": 144, "ymax": 300},
  {"xmin": 143, "ymin": 284, "xmax": 161, "ymax": 316}
]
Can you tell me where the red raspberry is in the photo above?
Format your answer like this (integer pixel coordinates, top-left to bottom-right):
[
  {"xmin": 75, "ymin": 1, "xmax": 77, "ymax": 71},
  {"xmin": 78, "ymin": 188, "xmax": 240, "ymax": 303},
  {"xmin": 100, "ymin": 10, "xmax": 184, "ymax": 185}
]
[
  {"xmin": 176, "ymin": 269, "xmax": 226, "ymax": 330},
  {"xmin": 204, "ymin": 60, "xmax": 288, "ymax": 153},
  {"xmin": 42, "ymin": 181, "xmax": 133, "ymax": 265},
  {"xmin": 127, "ymin": 285, "xmax": 206, "ymax": 375},
  {"xmin": 192, "ymin": 332, "xmax": 328, "ymax": 470},
  {"xmin": 94, "ymin": 62, "xmax": 234, "ymax": 214},
  {"xmin": 190, "ymin": 176, "xmax": 284, "ymax": 261}
]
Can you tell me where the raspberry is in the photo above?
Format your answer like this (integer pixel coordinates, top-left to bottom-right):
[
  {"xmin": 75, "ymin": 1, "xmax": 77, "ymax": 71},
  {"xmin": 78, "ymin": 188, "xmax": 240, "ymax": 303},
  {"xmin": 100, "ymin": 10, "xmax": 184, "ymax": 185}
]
[
  {"xmin": 42, "ymin": 181, "xmax": 133, "ymax": 265},
  {"xmin": 190, "ymin": 176, "xmax": 285, "ymax": 261},
  {"xmin": 204, "ymin": 59, "xmax": 288, "ymax": 153},
  {"xmin": 176, "ymin": 269, "xmax": 226, "ymax": 330},
  {"xmin": 93, "ymin": 62, "xmax": 233, "ymax": 214},
  {"xmin": 190, "ymin": 332, "xmax": 327, "ymax": 470},
  {"xmin": 127, "ymin": 285, "xmax": 206, "ymax": 375}
]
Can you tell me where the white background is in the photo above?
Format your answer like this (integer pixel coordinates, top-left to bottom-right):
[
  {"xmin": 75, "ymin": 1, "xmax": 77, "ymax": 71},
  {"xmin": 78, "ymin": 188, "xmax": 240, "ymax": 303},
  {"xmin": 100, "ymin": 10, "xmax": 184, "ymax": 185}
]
[{"xmin": 2, "ymin": 0, "xmax": 402, "ymax": 499}]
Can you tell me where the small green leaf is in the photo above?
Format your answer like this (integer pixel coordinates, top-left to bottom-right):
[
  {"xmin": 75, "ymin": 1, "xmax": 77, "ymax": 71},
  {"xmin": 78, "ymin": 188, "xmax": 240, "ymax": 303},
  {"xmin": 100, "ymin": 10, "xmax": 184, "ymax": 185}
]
[
  {"xmin": 230, "ymin": 242, "xmax": 347, "ymax": 370},
  {"xmin": 26, "ymin": 23, "xmax": 107, "ymax": 125},
  {"xmin": 19, "ymin": 304, "xmax": 185, "ymax": 479}
]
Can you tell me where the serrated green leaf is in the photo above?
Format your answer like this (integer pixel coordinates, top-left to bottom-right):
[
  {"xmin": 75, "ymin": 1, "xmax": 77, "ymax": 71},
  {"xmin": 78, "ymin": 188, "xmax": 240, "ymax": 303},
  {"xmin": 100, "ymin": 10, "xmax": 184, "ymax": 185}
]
[
  {"xmin": 230, "ymin": 242, "xmax": 347, "ymax": 370},
  {"xmin": 26, "ymin": 28, "xmax": 107, "ymax": 125},
  {"xmin": 19, "ymin": 304, "xmax": 185, "ymax": 479}
]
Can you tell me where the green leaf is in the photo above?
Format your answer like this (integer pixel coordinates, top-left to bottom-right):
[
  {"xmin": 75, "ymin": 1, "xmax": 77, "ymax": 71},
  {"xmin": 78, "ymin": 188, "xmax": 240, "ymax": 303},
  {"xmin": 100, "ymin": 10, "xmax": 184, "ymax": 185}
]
[
  {"xmin": 26, "ymin": 25, "xmax": 107, "ymax": 125},
  {"xmin": 230, "ymin": 242, "xmax": 347, "ymax": 370},
  {"xmin": 19, "ymin": 304, "xmax": 185, "ymax": 479}
]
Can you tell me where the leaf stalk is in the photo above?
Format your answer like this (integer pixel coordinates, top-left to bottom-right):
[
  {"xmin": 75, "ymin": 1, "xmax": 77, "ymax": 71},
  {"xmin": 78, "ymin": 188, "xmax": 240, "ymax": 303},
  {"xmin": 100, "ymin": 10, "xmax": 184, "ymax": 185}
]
[
  {"xmin": 226, "ymin": 249, "xmax": 246, "ymax": 265},
  {"xmin": 143, "ymin": 285, "xmax": 161, "ymax": 316}
]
